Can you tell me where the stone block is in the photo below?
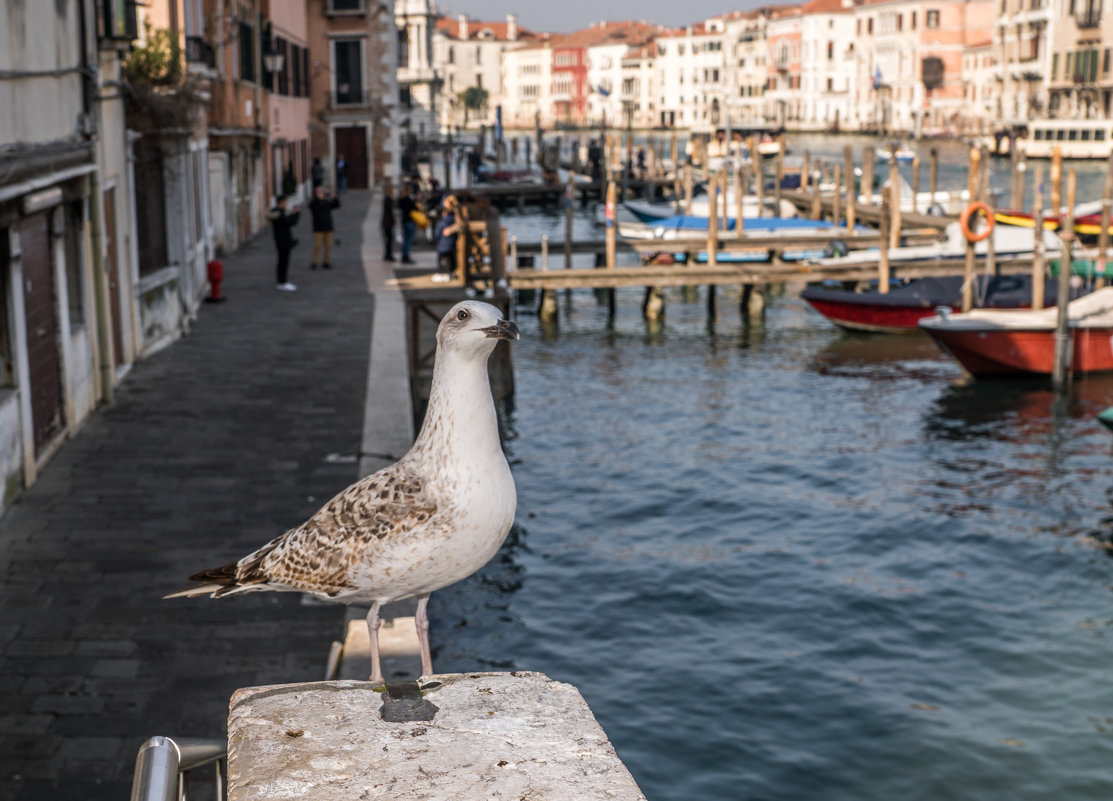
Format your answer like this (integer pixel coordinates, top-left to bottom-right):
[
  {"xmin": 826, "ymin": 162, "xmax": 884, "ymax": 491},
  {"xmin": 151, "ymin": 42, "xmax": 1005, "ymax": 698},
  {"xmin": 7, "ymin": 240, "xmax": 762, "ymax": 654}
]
[{"xmin": 227, "ymin": 672, "xmax": 646, "ymax": 801}]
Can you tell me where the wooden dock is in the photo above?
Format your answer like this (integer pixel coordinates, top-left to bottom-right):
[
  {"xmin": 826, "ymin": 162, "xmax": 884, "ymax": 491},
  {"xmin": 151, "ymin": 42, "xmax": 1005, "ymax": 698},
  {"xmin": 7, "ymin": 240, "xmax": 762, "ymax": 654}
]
[{"xmin": 779, "ymin": 189, "xmax": 955, "ymax": 230}]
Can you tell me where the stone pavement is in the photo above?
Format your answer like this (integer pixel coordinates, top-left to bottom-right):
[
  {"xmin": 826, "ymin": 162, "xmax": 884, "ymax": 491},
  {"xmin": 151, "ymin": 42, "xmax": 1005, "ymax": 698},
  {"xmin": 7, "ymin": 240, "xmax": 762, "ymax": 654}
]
[{"xmin": 0, "ymin": 191, "xmax": 397, "ymax": 800}]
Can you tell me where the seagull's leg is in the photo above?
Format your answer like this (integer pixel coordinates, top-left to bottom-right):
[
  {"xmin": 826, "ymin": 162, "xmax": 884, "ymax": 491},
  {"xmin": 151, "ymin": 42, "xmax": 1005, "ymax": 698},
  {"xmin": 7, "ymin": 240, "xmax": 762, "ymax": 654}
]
[
  {"xmin": 366, "ymin": 602, "xmax": 384, "ymax": 684},
  {"xmin": 415, "ymin": 594, "xmax": 434, "ymax": 678}
]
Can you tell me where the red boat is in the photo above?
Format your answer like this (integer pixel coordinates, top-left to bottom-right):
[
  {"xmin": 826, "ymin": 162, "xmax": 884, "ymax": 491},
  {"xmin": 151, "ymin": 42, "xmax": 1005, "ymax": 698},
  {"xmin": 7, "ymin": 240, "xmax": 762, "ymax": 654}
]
[
  {"xmin": 918, "ymin": 287, "xmax": 1113, "ymax": 375},
  {"xmin": 801, "ymin": 274, "xmax": 1065, "ymax": 334}
]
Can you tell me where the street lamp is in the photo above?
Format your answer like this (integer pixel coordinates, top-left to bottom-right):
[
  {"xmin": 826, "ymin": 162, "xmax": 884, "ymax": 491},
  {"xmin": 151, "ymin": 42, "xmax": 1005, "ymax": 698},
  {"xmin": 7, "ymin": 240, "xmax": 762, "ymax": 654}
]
[{"xmin": 264, "ymin": 51, "xmax": 285, "ymax": 74}]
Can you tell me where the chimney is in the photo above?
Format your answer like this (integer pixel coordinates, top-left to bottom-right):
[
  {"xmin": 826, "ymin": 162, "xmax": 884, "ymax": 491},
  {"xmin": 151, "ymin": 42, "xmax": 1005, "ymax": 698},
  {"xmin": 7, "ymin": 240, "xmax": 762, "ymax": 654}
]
[
  {"xmin": 458, "ymin": 13, "xmax": 468, "ymax": 40},
  {"xmin": 507, "ymin": 13, "xmax": 517, "ymax": 41}
]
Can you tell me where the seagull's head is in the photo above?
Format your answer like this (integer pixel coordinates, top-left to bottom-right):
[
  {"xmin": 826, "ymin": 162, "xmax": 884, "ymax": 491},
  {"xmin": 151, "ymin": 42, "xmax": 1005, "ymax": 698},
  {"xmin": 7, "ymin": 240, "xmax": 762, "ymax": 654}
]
[{"xmin": 437, "ymin": 300, "xmax": 520, "ymax": 357}]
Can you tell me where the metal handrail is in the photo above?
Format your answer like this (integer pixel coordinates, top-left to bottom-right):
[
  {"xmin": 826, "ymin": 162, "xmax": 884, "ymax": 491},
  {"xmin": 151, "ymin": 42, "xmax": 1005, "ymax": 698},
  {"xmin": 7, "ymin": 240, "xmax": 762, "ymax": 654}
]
[{"xmin": 130, "ymin": 736, "xmax": 226, "ymax": 801}]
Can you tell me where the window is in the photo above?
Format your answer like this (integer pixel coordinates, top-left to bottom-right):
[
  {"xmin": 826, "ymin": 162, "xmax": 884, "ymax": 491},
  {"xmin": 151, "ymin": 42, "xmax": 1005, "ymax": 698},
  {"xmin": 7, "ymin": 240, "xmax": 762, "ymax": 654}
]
[
  {"xmin": 897, "ymin": 13, "xmax": 903, "ymax": 30},
  {"xmin": 911, "ymin": 11, "xmax": 917, "ymax": 28},
  {"xmin": 1104, "ymin": 47, "xmax": 1111, "ymax": 74},
  {"xmin": 867, "ymin": 17, "xmax": 874, "ymax": 33},
  {"xmin": 328, "ymin": 0, "xmax": 363, "ymax": 10},
  {"xmin": 827, "ymin": 41, "xmax": 834, "ymax": 60},
  {"xmin": 925, "ymin": 9, "xmax": 940, "ymax": 27},
  {"xmin": 448, "ymin": 46, "xmax": 454, "ymax": 64},
  {"xmin": 333, "ymin": 39, "xmax": 363, "ymax": 104},
  {"xmin": 476, "ymin": 45, "xmax": 482, "ymax": 64},
  {"xmin": 238, "ymin": 20, "xmax": 255, "ymax": 82},
  {"xmin": 398, "ymin": 28, "xmax": 409, "ymax": 69},
  {"xmin": 1068, "ymin": 129, "xmax": 1079, "ymax": 141},
  {"xmin": 1066, "ymin": 51, "xmax": 1073, "ymax": 78},
  {"xmin": 1082, "ymin": 129, "xmax": 1092, "ymax": 140},
  {"xmin": 0, "ymin": 230, "xmax": 14, "ymax": 387},
  {"xmin": 64, "ymin": 201, "xmax": 85, "ymax": 330},
  {"xmin": 98, "ymin": 0, "xmax": 139, "ymax": 41},
  {"xmin": 1052, "ymin": 52, "xmax": 1058, "ymax": 78},
  {"xmin": 827, "ymin": 77, "xmax": 833, "ymax": 90},
  {"xmin": 1034, "ymin": 129, "xmax": 1044, "ymax": 140},
  {"xmin": 276, "ymin": 37, "xmax": 289, "ymax": 95},
  {"xmin": 1098, "ymin": 129, "xmax": 1107, "ymax": 140}
]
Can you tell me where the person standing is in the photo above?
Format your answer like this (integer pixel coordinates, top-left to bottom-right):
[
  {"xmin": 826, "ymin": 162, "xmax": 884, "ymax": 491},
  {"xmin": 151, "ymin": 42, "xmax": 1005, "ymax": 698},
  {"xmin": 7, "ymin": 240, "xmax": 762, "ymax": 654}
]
[
  {"xmin": 311, "ymin": 157, "xmax": 325, "ymax": 188},
  {"xmin": 308, "ymin": 186, "xmax": 341, "ymax": 270},
  {"xmin": 380, "ymin": 181, "xmax": 396, "ymax": 262},
  {"xmin": 398, "ymin": 182, "xmax": 418, "ymax": 264},
  {"xmin": 431, "ymin": 194, "xmax": 461, "ymax": 283},
  {"xmin": 336, "ymin": 154, "xmax": 348, "ymax": 195},
  {"xmin": 269, "ymin": 195, "xmax": 300, "ymax": 291}
]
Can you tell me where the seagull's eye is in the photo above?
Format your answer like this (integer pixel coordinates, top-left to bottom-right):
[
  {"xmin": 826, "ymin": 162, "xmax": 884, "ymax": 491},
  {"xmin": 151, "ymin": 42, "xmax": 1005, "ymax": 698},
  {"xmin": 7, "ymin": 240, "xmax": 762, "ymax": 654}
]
[{"xmin": 457, "ymin": 309, "xmax": 470, "ymax": 321}]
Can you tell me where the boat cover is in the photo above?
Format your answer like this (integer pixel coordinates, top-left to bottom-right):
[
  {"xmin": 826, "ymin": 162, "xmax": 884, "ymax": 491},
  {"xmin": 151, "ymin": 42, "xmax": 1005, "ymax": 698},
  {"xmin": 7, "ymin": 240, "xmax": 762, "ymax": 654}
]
[{"xmin": 801, "ymin": 274, "xmax": 1070, "ymax": 309}]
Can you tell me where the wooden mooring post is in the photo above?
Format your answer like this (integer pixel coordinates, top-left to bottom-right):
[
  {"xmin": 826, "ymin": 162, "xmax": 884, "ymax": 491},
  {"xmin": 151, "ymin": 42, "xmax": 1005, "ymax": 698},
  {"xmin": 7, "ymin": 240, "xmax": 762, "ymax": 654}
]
[
  {"xmin": 888, "ymin": 158, "xmax": 901, "ymax": 249},
  {"xmin": 774, "ymin": 140, "xmax": 784, "ymax": 214},
  {"xmin": 930, "ymin": 147, "xmax": 938, "ymax": 206},
  {"xmin": 750, "ymin": 137, "xmax": 764, "ymax": 217},
  {"xmin": 1032, "ymin": 163, "xmax": 1046, "ymax": 309},
  {"xmin": 878, "ymin": 192, "xmax": 891, "ymax": 294},
  {"xmin": 707, "ymin": 170, "xmax": 719, "ymax": 266},
  {"xmin": 1098, "ymin": 155, "xmax": 1113, "ymax": 288},
  {"xmin": 832, "ymin": 164, "xmax": 842, "ymax": 230},
  {"xmin": 861, "ymin": 146, "xmax": 874, "ymax": 203},
  {"xmin": 1052, "ymin": 169, "xmax": 1077, "ymax": 390},
  {"xmin": 961, "ymin": 146, "xmax": 981, "ymax": 312},
  {"xmin": 911, "ymin": 155, "xmax": 920, "ymax": 214},
  {"xmin": 844, "ymin": 146, "xmax": 855, "ymax": 231},
  {"xmin": 564, "ymin": 173, "xmax": 574, "ymax": 270}
]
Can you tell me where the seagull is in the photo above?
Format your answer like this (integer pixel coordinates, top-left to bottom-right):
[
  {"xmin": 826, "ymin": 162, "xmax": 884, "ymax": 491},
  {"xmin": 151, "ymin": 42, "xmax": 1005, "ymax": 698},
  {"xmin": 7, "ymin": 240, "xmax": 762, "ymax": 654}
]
[{"xmin": 167, "ymin": 300, "xmax": 519, "ymax": 683}]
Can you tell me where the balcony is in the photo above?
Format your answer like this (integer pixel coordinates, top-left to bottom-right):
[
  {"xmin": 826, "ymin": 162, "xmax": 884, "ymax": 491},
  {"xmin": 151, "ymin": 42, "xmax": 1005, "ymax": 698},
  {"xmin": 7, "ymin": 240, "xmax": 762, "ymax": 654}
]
[
  {"xmin": 329, "ymin": 89, "xmax": 375, "ymax": 109},
  {"xmin": 1076, "ymin": 7, "xmax": 1101, "ymax": 27},
  {"xmin": 185, "ymin": 36, "xmax": 216, "ymax": 69}
]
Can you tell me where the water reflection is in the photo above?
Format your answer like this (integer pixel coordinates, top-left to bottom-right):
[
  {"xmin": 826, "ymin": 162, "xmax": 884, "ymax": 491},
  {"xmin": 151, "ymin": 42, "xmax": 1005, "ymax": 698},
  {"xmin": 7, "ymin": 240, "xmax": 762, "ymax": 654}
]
[
  {"xmin": 812, "ymin": 332, "xmax": 944, "ymax": 377},
  {"xmin": 925, "ymin": 373, "xmax": 1113, "ymax": 444}
]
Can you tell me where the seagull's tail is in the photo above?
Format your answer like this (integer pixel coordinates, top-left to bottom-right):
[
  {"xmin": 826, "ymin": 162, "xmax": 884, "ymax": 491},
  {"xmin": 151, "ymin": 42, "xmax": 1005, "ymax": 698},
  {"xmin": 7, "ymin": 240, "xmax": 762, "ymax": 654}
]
[{"xmin": 164, "ymin": 583, "xmax": 226, "ymax": 599}]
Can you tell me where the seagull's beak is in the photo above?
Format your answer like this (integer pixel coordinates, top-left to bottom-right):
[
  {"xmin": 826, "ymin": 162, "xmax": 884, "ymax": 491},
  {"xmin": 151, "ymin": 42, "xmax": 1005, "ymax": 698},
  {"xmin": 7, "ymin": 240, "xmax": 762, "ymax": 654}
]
[{"xmin": 482, "ymin": 319, "xmax": 520, "ymax": 341}]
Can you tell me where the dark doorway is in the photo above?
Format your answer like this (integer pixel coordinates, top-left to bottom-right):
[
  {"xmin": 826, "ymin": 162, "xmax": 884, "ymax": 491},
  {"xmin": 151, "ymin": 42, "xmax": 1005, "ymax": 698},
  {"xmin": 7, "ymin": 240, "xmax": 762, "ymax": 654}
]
[
  {"xmin": 334, "ymin": 126, "xmax": 369, "ymax": 190},
  {"xmin": 21, "ymin": 211, "xmax": 65, "ymax": 453},
  {"xmin": 104, "ymin": 187, "xmax": 125, "ymax": 368}
]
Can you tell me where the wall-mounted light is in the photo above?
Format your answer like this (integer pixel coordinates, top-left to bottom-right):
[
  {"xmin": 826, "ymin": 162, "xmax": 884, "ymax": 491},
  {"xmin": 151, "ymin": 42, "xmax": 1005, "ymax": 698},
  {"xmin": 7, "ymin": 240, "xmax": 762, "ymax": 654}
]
[{"xmin": 264, "ymin": 52, "xmax": 285, "ymax": 73}]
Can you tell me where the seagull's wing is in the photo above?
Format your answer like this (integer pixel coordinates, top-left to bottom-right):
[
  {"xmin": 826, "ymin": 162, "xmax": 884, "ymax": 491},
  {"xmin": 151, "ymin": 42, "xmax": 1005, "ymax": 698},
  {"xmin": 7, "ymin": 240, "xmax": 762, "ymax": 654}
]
[{"xmin": 167, "ymin": 464, "xmax": 438, "ymax": 599}]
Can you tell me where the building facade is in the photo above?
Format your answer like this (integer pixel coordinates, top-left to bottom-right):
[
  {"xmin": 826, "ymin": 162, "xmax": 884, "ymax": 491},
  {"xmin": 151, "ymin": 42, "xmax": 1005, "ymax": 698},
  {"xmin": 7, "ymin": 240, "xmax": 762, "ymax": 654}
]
[
  {"xmin": 306, "ymin": 0, "xmax": 398, "ymax": 191},
  {"xmin": 0, "ymin": 0, "xmax": 138, "ymax": 513}
]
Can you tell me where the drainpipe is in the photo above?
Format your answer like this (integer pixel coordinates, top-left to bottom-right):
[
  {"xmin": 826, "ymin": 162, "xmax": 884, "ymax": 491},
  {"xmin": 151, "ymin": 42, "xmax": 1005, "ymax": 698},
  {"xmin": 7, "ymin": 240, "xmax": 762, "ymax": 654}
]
[{"xmin": 80, "ymin": 0, "xmax": 115, "ymax": 404}]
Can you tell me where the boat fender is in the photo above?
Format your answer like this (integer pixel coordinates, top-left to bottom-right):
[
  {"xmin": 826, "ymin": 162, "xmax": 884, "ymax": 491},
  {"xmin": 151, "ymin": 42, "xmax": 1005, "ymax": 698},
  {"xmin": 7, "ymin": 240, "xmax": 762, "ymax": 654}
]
[
  {"xmin": 823, "ymin": 239, "xmax": 849, "ymax": 259},
  {"xmin": 960, "ymin": 202, "xmax": 995, "ymax": 243}
]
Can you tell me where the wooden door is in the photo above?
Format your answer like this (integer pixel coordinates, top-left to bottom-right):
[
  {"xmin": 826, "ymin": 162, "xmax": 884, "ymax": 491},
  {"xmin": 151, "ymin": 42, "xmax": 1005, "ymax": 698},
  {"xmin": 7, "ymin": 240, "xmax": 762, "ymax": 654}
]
[
  {"xmin": 103, "ymin": 187, "xmax": 125, "ymax": 367},
  {"xmin": 20, "ymin": 212, "xmax": 64, "ymax": 452},
  {"xmin": 334, "ymin": 126, "xmax": 368, "ymax": 190}
]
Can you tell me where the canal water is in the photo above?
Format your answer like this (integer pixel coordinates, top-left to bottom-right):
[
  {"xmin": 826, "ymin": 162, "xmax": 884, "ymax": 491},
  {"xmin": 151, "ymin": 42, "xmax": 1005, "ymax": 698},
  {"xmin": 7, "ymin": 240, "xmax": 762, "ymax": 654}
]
[{"xmin": 432, "ymin": 137, "xmax": 1113, "ymax": 800}]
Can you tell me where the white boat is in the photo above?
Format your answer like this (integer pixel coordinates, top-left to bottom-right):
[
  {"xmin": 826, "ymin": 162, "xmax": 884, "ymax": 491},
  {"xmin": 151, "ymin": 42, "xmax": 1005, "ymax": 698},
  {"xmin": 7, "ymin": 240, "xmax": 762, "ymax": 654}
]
[
  {"xmin": 1019, "ymin": 119, "xmax": 1113, "ymax": 159},
  {"xmin": 804, "ymin": 221, "xmax": 1062, "ymax": 267},
  {"xmin": 618, "ymin": 195, "xmax": 799, "ymax": 223},
  {"xmin": 876, "ymin": 148, "xmax": 917, "ymax": 163},
  {"xmin": 866, "ymin": 172, "xmax": 968, "ymax": 216}
]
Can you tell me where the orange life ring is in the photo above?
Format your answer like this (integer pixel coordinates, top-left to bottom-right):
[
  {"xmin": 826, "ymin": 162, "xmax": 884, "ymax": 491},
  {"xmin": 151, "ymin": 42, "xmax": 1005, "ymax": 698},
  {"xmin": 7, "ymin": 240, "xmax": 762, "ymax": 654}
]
[{"xmin": 959, "ymin": 202, "xmax": 994, "ymax": 243}]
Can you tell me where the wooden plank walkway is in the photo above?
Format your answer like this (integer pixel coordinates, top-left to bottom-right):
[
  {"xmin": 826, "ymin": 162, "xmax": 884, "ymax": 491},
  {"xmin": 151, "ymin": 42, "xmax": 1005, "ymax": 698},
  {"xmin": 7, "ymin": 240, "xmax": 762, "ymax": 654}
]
[{"xmin": 389, "ymin": 256, "xmax": 1037, "ymax": 292}]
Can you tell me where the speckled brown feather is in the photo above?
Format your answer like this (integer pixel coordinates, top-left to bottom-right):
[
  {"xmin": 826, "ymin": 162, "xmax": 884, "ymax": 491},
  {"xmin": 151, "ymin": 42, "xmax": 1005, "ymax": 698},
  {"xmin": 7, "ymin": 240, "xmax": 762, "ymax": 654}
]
[{"xmin": 187, "ymin": 463, "xmax": 438, "ymax": 598}]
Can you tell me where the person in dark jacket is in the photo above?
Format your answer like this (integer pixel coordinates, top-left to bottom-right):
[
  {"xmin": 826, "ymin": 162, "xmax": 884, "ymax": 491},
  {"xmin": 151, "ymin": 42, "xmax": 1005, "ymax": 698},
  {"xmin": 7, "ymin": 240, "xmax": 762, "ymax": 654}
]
[
  {"xmin": 431, "ymin": 194, "xmax": 461, "ymax": 283},
  {"xmin": 308, "ymin": 186, "xmax": 341, "ymax": 270},
  {"xmin": 398, "ymin": 183, "xmax": 418, "ymax": 264},
  {"xmin": 380, "ymin": 180, "xmax": 396, "ymax": 262},
  {"xmin": 269, "ymin": 195, "xmax": 300, "ymax": 291}
]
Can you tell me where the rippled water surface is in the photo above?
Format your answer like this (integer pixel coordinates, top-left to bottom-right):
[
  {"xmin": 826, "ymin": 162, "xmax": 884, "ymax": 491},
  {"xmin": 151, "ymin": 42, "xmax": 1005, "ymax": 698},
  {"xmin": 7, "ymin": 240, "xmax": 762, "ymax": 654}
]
[{"xmin": 433, "ymin": 144, "xmax": 1113, "ymax": 799}]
